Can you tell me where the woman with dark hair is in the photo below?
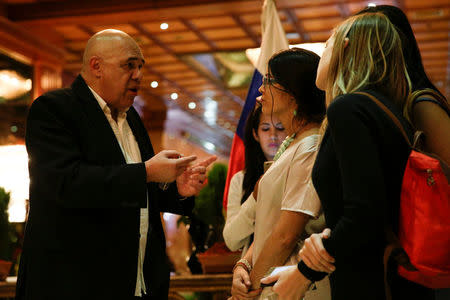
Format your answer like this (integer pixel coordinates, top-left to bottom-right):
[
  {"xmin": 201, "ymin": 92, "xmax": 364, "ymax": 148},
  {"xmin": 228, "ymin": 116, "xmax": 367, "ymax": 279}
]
[
  {"xmin": 223, "ymin": 105, "xmax": 286, "ymax": 256},
  {"xmin": 229, "ymin": 48, "xmax": 329, "ymax": 300},
  {"xmin": 358, "ymin": 5, "xmax": 450, "ymax": 165}
]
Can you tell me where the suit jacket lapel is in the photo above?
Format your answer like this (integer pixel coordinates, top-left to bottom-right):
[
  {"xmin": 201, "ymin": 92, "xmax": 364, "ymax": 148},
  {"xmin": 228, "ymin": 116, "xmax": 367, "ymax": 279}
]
[
  {"xmin": 126, "ymin": 107, "xmax": 154, "ymax": 162},
  {"xmin": 71, "ymin": 75, "xmax": 126, "ymax": 164}
]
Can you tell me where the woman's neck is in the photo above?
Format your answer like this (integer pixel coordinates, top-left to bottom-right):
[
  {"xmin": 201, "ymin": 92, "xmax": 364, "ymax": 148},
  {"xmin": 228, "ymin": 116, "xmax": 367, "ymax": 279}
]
[
  {"xmin": 277, "ymin": 109, "xmax": 320, "ymax": 136},
  {"xmin": 279, "ymin": 114, "xmax": 303, "ymax": 136},
  {"xmin": 285, "ymin": 119, "xmax": 320, "ymax": 138},
  {"xmin": 278, "ymin": 111, "xmax": 298, "ymax": 136}
]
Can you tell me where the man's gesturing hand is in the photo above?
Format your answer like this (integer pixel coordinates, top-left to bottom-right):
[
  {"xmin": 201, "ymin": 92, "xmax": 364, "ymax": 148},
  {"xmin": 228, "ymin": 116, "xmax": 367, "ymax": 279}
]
[
  {"xmin": 145, "ymin": 150, "xmax": 197, "ymax": 183},
  {"xmin": 177, "ymin": 155, "xmax": 217, "ymax": 197}
]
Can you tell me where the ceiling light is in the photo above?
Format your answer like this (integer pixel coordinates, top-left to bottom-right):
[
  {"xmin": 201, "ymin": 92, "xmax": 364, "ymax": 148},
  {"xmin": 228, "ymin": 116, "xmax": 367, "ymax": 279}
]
[
  {"xmin": 203, "ymin": 141, "xmax": 216, "ymax": 151},
  {"xmin": 188, "ymin": 102, "xmax": 196, "ymax": 109},
  {"xmin": 150, "ymin": 81, "xmax": 158, "ymax": 88},
  {"xmin": 160, "ymin": 23, "xmax": 169, "ymax": 30},
  {"xmin": 203, "ymin": 97, "xmax": 217, "ymax": 126},
  {"xmin": 368, "ymin": 3, "xmax": 377, "ymax": 7},
  {"xmin": 170, "ymin": 92, "xmax": 178, "ymax": 100}
]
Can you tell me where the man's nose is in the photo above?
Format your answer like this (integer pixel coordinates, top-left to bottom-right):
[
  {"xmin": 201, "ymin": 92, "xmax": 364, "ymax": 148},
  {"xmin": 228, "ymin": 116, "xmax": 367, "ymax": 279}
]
[{"xmin": 132, "ymin": 67, "xmax": 143, "ymax": 81}]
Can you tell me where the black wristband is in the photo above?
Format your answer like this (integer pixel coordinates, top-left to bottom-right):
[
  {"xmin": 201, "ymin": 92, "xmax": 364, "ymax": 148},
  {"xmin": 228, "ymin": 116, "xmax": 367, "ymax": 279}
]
[{"xmin": 297, "ymin": 261, "xmax": 328, "ymax": 282}]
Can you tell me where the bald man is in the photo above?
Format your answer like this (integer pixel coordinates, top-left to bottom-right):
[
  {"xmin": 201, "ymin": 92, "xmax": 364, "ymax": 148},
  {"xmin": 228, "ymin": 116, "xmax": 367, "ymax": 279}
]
[{"xmin": 16, "ymin": 30, "xmax": 215, "ymax": 300}]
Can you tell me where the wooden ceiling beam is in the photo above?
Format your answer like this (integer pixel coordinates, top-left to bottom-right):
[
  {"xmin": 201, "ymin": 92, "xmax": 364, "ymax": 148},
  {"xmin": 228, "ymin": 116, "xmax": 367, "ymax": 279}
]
[
  {"xmin": 230, "ymin": 13, "xmax": 260, "ymax": 46},
  {"xmin": 394, "ymin": 0, "xmax": 405, "ymax": 11},
  {"xmin": 336, "ymin": 3, "xmax": 350, "ymax": 18},
  {"xmin": 8, "ymin": 0, "xmax": 239, "ymax": 21},
  {"xmin": 65, "ymin": 34, "xmax": 254, "ymax": 46},
  {"xmin": 131, "ymin": 22, "xmax": 244, "ymax": 106},
  {"xmin": 158, "ymin": 36, "xmax": 254, "ymax": 46},
  {"xmin": 10, "ymin": 0, "xmax": 261, "ymax": 26},
  {"xmin": 179, "ymin": 18, "xmax": 219, "ymax": 51},
  {"xmin": 146, "ymin": 65, "xmax": 199, "ymax": 101},
  {"xmin": 64, "ymin": 47, "xmax": 83, "ymax": 60},
  {"xmin": 146, "ymin": 65, "xmax": 237, "ymax": 124},
  {"xmin": 284, "ymin": 9, "xmax": 311, "ymax": 43},
  {"xmin": 63, "ymin": 62, "xmax": 82, "ymax": 71},
  {"xmin": 77, "ymin": 24, "xmax": 95, "ymax": 36},
  {"xmin": 132, "ymin": 23, "xmax": 175, "ymax": 54},
  {"xmin": 11, "ymin": 0, "xmax": 391, "ymax": 27}
]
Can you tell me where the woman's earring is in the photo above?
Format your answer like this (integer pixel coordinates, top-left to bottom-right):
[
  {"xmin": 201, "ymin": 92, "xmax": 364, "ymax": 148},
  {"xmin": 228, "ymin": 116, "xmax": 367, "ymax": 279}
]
[{"xmin": 293, "ymin": 109, "xmax": 297, "ymax": 117}]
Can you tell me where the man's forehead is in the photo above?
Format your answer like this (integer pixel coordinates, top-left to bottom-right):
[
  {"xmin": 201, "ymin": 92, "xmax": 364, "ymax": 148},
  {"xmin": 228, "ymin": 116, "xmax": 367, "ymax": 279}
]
[{"xmin": 125, "ymin": 43, "xmax": 145, "ymax": 60}]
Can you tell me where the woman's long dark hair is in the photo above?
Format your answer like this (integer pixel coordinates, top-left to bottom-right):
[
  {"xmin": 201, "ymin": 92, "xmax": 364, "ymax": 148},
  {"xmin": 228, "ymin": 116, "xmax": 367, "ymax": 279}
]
[
  {"xmin": 268, "ymin": 48, "xmax": 326, "ymax": 125},
  {"xmin": 241, "ymin": 105, "xmax": 266, "ymax": 204},
  {"xmin": 357, "ymin": 5, "xmax": 444, "ymax": 97}
]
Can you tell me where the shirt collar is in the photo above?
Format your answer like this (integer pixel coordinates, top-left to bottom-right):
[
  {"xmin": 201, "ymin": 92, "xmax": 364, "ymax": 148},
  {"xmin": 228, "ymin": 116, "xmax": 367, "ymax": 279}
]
[{"xmin": 88, "ymin": 86, "xmax": 128, "ymax": 120}]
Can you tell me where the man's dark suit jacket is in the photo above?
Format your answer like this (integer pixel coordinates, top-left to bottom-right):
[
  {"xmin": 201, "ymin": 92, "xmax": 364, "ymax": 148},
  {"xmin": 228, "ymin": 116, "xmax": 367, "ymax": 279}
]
[{"xmin": 16, "ymin": 75, "xmax": 194, "ymax": 300}]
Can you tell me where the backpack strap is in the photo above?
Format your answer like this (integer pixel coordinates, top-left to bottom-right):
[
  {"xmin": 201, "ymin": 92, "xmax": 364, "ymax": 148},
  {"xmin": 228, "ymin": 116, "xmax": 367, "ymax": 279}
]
[
  {"xmin": 356, "ymin": 92, "xmax": 449, "ymax": 171},
  {"xmin": 356, "ymin": 92, "xmax": 425, "ymax": 149},
  {"xmin": 355, "ymin": 92, "xmax": 412, "ymax": 148},
  {"xmin": 404, "ymin": 88, "xmax": 450, "ymax": 124}
]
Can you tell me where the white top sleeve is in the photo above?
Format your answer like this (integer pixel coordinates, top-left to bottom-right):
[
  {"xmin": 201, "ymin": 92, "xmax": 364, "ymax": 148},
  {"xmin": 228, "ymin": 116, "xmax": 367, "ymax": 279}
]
[
  {"xmin": 223, "ymin": 171, "xmax": 256, "ymax": 251},
  {"xmin": 281, "ymin": 139, "xmax": 322, "ymax": 218}
]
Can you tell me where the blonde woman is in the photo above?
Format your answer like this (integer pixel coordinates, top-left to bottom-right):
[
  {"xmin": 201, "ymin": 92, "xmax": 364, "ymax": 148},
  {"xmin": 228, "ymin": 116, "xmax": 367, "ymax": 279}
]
[{"xmin": 261, "ymin": 12, "xmax": 421, "ymax": 300}]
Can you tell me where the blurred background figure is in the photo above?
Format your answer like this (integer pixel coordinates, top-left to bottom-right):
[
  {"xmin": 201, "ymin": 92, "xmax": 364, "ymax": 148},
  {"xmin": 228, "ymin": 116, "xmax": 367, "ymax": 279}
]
[{"xmin": 223, "ymin": 105, "xmax": 286, "ymax": 256}]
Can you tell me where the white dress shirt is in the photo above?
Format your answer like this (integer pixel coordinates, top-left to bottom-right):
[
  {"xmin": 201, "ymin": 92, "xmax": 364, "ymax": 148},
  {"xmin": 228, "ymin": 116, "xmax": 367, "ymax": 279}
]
[{"xmin": 88, "ymin": 87, "xmax": 149, "ymax": 297}]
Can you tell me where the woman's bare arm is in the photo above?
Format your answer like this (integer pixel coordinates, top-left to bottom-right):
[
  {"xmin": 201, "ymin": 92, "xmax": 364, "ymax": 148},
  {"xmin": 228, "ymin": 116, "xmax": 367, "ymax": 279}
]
[
  {"xmin": 249, "ymin": 210, "xmax": 310, "ymax": 289},
  {"xmin": 413, "ymin": 101, "xmax": 450, "ymax": 165}
]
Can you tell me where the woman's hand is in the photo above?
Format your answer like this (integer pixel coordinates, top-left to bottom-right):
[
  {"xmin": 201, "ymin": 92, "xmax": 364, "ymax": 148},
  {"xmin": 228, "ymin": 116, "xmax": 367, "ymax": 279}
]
[
  {"xmin": 299, "ymin": 228, "xmax": 335, "ymax": 273},
  {"xmin": 230, "ymin": 265, "xmax": 261, "ymax": 300},
  {"xmin": 260, "ymin": 265, "xmax": 311, "ymax": 300}
]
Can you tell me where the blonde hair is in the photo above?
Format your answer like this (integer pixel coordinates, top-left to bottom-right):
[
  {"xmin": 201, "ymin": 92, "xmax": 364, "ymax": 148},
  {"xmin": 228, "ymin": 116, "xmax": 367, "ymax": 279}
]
[{"xmin": 325, "ymin": 12, "xmax": 411, "ymax": 107}]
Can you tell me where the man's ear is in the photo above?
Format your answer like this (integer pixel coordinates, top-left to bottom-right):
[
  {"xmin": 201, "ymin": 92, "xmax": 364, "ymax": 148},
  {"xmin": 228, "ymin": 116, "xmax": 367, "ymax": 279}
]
[
  {"xmin": 344, "ymin": 37, "xmax": 349, "ymax": 49},
  {"xmin": 89, "ymin": 56, "xmax": 102, "ymax": 78},
  {"xmin": 253, "ymin": 129, "xmax": 260, "ymax": 142}
]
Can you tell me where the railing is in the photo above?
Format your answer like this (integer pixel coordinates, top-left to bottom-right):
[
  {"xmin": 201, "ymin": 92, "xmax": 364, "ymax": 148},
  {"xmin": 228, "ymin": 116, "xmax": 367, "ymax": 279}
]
[{"xmin": 0, "ymin": 274, "xmax": 233, "ymax": 300}]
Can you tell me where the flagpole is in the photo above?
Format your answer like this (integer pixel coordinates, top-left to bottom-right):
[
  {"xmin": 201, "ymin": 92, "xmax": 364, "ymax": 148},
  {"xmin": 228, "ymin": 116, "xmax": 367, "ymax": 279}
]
[{"xmin": 223, "ymin": 0, "xmax": 289, "ymax": 210}]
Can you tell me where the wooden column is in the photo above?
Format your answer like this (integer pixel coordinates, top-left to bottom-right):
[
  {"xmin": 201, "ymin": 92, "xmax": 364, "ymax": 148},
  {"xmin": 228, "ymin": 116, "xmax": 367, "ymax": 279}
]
[
  {"xmin": 138, "ymin": 91, "xmax": 168, "ymax": 153},
  {"xmin": 0, "ymin": 16, "xmax": 65, "ymax": 101}
]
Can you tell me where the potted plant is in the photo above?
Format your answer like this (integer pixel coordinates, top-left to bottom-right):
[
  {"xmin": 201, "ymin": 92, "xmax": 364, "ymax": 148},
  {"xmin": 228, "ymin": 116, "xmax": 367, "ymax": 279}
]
[
  {"xmin": 180, "ymin": 163, "xmax": 240, "ymax": 274},
  {"xmin": 0, "ymin": 187, "xmax": 15, "ymax": 280}
]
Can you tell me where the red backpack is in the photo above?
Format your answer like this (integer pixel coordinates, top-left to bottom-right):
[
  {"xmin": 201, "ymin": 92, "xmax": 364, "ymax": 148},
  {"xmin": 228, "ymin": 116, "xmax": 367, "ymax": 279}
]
[{"xmin": 357, "ymin": 92, "xmax": 450, "ymax": 290}]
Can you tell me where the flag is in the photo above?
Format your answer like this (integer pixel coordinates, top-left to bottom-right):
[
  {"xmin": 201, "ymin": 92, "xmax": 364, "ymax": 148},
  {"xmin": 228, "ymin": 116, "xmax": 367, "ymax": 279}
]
[{"xmin": 223, "ymin": 0, "xmax": 289, "ymax": 209}]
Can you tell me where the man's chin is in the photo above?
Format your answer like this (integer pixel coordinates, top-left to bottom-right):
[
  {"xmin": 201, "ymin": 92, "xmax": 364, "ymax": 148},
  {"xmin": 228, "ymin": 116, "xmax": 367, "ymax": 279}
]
[{"xmin": 116, "ymin": 98, "xmax": 135, "ymax": 112}]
